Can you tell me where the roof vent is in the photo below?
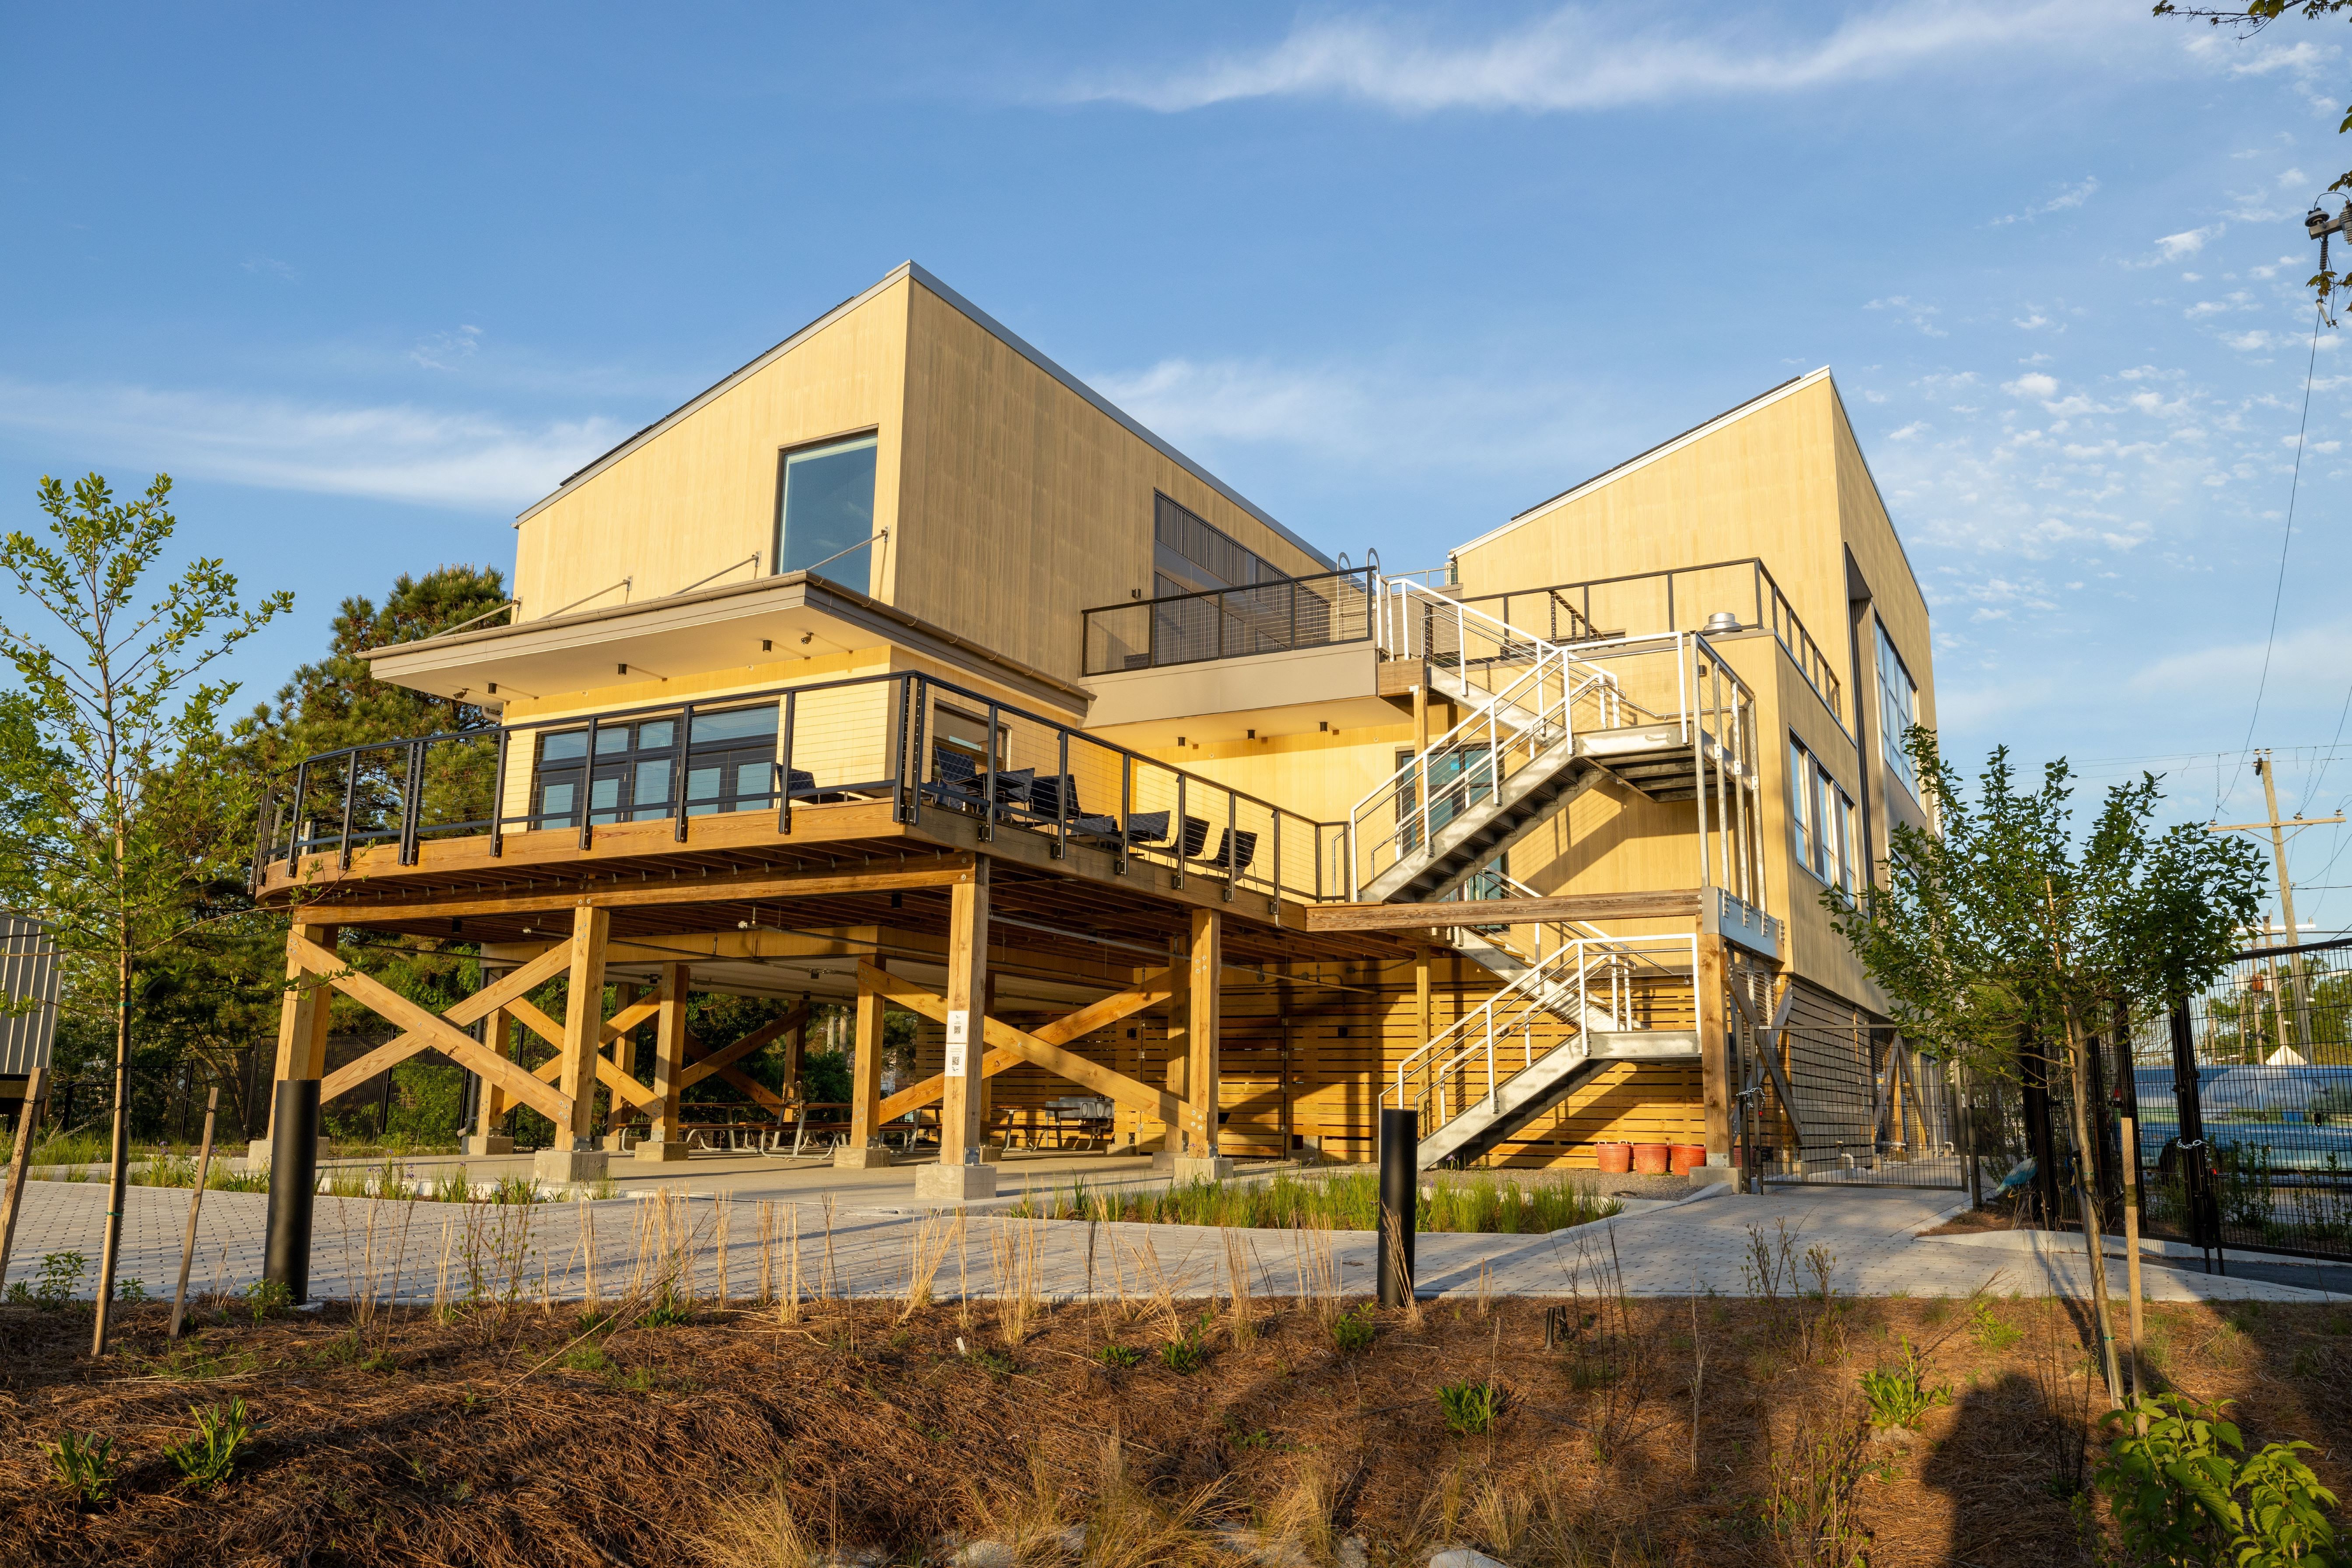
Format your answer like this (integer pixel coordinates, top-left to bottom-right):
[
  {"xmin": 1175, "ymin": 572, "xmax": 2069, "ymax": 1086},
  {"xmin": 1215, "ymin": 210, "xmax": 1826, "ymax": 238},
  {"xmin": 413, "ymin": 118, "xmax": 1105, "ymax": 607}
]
[{"xmin": 1702, "ymin": 611, "xmax": 1742, "ymax": 636}]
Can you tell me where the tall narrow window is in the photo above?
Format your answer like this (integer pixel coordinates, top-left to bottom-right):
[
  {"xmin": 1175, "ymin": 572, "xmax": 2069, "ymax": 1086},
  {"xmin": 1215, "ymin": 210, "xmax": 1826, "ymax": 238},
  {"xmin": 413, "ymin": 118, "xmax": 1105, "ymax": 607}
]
[
  {"xmin": 1788, "ymin": 738, "xmax": 1814, "ymax": 875},
  {"xmin": 1876, "ymin": 619, "xmax": 1919, "ymax": 797},
  {"xmin": 775, "ymin": 434, "xmax": 878, "ymax": 578}
]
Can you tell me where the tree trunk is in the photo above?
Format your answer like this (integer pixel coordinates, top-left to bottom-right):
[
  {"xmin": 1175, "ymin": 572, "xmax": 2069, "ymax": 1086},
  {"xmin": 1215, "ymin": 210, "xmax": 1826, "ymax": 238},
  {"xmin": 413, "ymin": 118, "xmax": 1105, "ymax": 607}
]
[
  {"xmin": 2062, "ymin": 1001, "xmax": 2124, "ymax": 1409},
  {"xmin": 90, "ymin": 926, "xmax": 132, "ymax": 1354}
]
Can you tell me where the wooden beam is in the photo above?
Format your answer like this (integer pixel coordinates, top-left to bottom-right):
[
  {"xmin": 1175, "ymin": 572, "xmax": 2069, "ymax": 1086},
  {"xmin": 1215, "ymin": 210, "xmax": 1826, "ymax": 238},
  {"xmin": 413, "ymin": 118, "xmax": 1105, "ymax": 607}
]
[
  {"xmin": 1698, "ymin": 934, "xmax": 1729, "ymax": 1158},
  {"xmin": 875, "ymin": 969, "xmax": 1174, "ymax": 1122},
  {"xmin": 509, "ymin": 995, "xmax": 564, "ymax": 1048},
  {"xmin": 559, "ymin": 906, "xmax": 612, "ymax": 1147},
  {"xmin": 272, "ymin": 923, "xmax": 339, "ymax": 1084},
  {"xmin": 317, "ymin": 942, "xmax": 572, "ymax": 1104},
  {"xmin": 287, "ymin": 852, "xmax": 976, "ymax": 925},
  {"xmin": 860, "ymin": 961, "xmax": 1182, "ymax": 1126},
  {"xmin": 1188, "ymin": 908, "xmax": 1222, "ymax": 1157},
  {"xmin": 938, "ymin": 862, "xmax": 989, "ymax": 1166},
  {"xmin": 290, "ymin": 934, "xmax": 570, "ymax": 1125},
  {"xmin": 1297, "ymin": 890, "xmax": 1704, "ymax": 932},
  {"xmin": 676, "ymin": 1004, "xmax": 806, "ymax": 1092}
]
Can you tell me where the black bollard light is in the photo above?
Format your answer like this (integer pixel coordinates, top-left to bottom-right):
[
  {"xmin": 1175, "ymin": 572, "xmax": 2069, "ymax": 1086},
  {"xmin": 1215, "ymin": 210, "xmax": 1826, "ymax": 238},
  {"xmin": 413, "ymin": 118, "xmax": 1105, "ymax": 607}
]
[
  {"xmin": 262, "ymin": 1079, "xmax": 321, "ymax": 1302},
  {"xmin": 1376, "ymin": 1107, "xmax": 1417, "ymax": 1307}
]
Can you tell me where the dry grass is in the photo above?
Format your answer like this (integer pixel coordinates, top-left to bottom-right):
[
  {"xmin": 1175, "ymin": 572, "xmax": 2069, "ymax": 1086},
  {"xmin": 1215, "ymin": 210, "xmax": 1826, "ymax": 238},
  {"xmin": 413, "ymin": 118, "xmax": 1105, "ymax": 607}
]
[{"xmin": 0, "ymin": 1292, "xmax": 2345, "ymax": 1567}]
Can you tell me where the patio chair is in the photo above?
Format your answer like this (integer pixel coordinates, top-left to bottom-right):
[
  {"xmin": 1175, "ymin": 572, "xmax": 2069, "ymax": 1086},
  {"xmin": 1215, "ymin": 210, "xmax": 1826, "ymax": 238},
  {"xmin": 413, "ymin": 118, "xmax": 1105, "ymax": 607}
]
[{"xmin": 1180, "ymin": 815, "xmax": 1256, "ymax": 875}]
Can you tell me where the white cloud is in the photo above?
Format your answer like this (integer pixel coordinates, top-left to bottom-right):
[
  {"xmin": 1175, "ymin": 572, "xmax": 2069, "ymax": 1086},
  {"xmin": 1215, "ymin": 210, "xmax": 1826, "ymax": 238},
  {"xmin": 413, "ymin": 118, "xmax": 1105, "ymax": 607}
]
[
  {"xmin": 2014, "ymin": 312, "xmax": 2052, "ymax": 329},
  {"xmin": 0, "ymin": 378, "xmax": 621, "ymax": 511},
  {"xmin": 2150, "ymin": 225, "xmax": 2223, "ymax": 263},
  {"xmin": 1064, "ymin": 0, "xmax": 2121, "ymax": 115},
  {"xmin": 1888, "ymin": 421, "xmax": 1929, "ymax": 440},
  {"xmin": 2220, "ymin": 329, "xmax": 2276, "ymax": 351},
  {"xmin": 1993, "ymin": 175, "xmax": 2100, "ymax": 226},
  {"xmin": 2128, "ymin": 623, "xmax": 2348, "ymax": 704},
  {"xmin": 410, "ymin": 325, "xmax": 483, "ymax": 371},
  {"xmin": 241, "ymin": 256, "xmax": 299, "ymax": 282},
  {"xmin": 2004, "ymin": 372, "xmax": 2060, "ymax": 399}
]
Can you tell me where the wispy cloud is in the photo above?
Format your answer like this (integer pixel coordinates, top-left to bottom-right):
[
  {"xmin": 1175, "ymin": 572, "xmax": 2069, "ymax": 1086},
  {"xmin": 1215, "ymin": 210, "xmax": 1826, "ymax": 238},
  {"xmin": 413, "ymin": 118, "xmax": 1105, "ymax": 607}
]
[
  {"xmin": 410, "ymin": 325, "xmax": 483, "ymax": 371},
  {"xmin": 1993, "ymin": 175, "xmax": 2100, "ymax": 226},
  {"xmin": 1063, "ymin": 0, "xmax": 2121, "ymax": 115},
  {"xmin": 0, "ymin": 378, "xmax": 620, "ymax": 511}
]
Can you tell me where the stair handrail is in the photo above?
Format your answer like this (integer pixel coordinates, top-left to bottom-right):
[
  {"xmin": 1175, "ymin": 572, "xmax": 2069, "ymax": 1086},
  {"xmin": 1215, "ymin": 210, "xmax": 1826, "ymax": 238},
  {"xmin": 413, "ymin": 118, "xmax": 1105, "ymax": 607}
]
[{"xmin": 1388, "ymin": 931, "xmax": 1700, "ymax": 1140}]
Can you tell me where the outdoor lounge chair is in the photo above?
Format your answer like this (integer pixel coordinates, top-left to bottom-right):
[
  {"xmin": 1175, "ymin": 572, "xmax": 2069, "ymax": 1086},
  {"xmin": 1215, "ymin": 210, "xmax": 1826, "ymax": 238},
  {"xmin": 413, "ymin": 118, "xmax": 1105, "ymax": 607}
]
[{"xmin": 1178, "ymin": 815, "xmax": 1256, "ymax": 874}]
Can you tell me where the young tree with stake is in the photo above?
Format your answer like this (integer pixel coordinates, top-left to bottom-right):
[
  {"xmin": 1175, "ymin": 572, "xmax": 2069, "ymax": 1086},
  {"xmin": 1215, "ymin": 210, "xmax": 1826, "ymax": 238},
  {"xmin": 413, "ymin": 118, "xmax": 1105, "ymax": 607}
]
[
  {"xmin": 0, "ymin": 474, "xmax": 290, "ymax": 1353},
  {"xmin": 1828, "ymin": 729, "xmax": 2263, "ymax": 1410}
]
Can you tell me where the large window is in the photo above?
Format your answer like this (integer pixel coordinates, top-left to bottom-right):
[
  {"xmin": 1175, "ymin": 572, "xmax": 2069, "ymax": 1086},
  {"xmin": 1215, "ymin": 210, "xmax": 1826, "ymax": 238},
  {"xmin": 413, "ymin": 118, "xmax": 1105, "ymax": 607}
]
[
  {"xmin": 1876, "ymin": 619, "xmax": 1919, "ymax": 798},
  {"xmin": 1788, "ymin": 735, "xmax": 1856, "ymax": 896},
  {"xmin": 774, "ymin": 434, "xmax": 878, "ymax": 578},
  {"xmin": 532, "ymin": 704, "xmax": 780, "ymax": 830}
]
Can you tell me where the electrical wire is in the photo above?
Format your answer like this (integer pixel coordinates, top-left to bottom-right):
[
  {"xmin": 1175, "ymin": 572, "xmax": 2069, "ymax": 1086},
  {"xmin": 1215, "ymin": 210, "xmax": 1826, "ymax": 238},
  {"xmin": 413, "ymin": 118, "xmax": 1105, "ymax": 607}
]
[{"xmin": 2222, "ymin": 299, "xmax": 2326, "ymax": 815}]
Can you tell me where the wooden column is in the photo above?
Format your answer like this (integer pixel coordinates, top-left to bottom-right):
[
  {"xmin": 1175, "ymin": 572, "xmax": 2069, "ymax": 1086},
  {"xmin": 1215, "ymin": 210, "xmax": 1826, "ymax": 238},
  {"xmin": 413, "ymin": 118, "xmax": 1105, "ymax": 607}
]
[
  {"xmin": 612, "ymin": 981, "xmax": 640, "ymax": 1077},
  {"xmin": 1186, "ymin": 907, "xmax": 1222, "ymax": 1158},
  {"xmin": 783, "ymin": 991, "xmax": 809, "ymax": 1102},
  {"xmin": 978, "ymin": 972, "xmax": 998, "ymax": 1148},
  {"xmin": 476, "ymin": 1004, "xmax": 513, "ymax": 1134},
  {"xmin": 557, "ymin": 906, "xmax": 611, "ymax": 1150},
  {"xmin": 849, "ymin": 959, "xmax": 887, "ymax": 1151},
  {"xmin": 651, "ymin": 962, "xmax": 691, "ymax": 1141},
  {"xmin": 261, "ymin": 922, "xmax": 337, "ymax": 1147},
  {"xmin": 1698, "ymin": 932, "xmax": 1731, "ymax": 1159},
  {"xmin": 938, "ymin": 861, "xmax": 991, "ymax": 1165},
  {"xmin": 1415, "ymin": 948, "xmax": 1433, "ymax": 1043}
]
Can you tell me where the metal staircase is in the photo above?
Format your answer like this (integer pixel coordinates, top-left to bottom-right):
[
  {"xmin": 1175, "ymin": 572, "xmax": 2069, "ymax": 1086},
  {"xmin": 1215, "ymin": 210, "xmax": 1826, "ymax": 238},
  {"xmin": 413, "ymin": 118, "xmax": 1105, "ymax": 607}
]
[
  {"xmin": 1394, "ymin": 929, "xmax": 1700, "ymax": 1169},
  {"xmin": 1351, "ymin": 579, "xmax": 1757, "ymax": 1166}
]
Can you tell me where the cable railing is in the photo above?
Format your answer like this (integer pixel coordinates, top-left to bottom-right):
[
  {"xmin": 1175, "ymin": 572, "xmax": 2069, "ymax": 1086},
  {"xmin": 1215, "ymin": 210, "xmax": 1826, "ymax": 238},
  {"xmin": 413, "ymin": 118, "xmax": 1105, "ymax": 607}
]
[
  {"xmin": 1081, "ymin": 567, "xmax": 1379, "ymax": 676},
  {"xmin": 1454, "ymin": 557, "xmax": 1844, "ymax": 731},
  {"xmin": 258, "ymin": 670, "xmax": 1349, "ymax": 907},
  {"xmin": 1387, "ymin": 931, "xmax": 1699, "ymax": 1137}
]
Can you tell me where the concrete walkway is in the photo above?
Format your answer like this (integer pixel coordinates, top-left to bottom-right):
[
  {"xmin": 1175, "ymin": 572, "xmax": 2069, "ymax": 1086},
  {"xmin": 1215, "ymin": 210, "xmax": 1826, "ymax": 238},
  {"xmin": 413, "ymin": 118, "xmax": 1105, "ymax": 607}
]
[{"xmin": 7, "ymin": 1162, "xmax": 2339, "ymax": 1308}]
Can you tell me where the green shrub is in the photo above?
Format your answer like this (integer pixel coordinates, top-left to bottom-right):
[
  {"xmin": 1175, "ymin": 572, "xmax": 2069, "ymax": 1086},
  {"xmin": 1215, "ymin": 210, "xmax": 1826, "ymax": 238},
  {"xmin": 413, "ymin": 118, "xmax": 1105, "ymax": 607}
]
[
  {"xmin": 1098, "ymin": 1343, "xmax": 1144, "ymax": 1368},
  {"xmin": 43, "ymin": 1431, "xmax": 118, "ymax": 1508},
  {"xmin": 164, "ymin": 1398, "xmax": 259, "ymax": 1490},
  {"xmin": 1858, "ymin": 1337, "xmax": 1951, "ymax": 1430},
  {"xmin": 34, "ymin": 1251, "xmax": 88, "ymax": 1309},
  {"xmin": 2095, "ymin": 1393, "xmax": 2342, "ymax": 1568},
  {"xmin": 1159, "ymin": 1317, "xmax": 1210, "ymax": 1374},
  {"xmin": 242, "ymin": 1279, "xmax": 293, "ymax": 1323},
  {"xmin": 1438, "ymin": 1380, "xmax": 1503, "ymax": 1437},
  {"xmin": 1331, "ymin": 1308, "xmax": 1376, "ymax": 1354},
  {"xmin": 1969, "ymin": 1298, "xmax": 2021, "ymax": 1351}
]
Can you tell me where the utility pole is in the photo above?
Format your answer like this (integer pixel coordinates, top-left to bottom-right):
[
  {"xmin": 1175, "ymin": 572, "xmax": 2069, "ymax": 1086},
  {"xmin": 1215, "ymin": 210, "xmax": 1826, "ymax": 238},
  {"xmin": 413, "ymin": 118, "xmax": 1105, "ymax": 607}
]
[{"xmin": 2208, "ymin": 751, "xmax": 2342, "ymax": 1059}]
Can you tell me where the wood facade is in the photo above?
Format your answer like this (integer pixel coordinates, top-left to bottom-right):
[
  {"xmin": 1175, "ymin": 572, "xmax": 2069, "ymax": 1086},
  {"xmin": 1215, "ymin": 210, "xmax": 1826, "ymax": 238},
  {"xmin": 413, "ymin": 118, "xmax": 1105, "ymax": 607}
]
[{"xmin": 261, "ymin": 269, "xmax": 1936, "ymax": 1178}]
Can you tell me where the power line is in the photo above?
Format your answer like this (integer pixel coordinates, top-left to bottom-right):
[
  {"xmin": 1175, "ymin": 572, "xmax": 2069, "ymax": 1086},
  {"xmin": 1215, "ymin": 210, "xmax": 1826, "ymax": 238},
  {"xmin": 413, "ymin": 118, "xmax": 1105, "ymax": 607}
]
[{"xmin": 2224, "ymin": 299, "xmax": 2326, "ymax": 810}]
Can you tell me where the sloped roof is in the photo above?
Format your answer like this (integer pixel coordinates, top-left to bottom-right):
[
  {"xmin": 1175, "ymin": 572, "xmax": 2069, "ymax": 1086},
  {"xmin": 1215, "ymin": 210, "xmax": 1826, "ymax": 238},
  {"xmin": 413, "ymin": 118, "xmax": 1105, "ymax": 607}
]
[
  {"xmin": 515, "ymin": 262, "xmax": 1335, "ymax": 570},
  {"xmin": 1453, "ymin": 367, "xmax": 1832, "ymax": 557}
]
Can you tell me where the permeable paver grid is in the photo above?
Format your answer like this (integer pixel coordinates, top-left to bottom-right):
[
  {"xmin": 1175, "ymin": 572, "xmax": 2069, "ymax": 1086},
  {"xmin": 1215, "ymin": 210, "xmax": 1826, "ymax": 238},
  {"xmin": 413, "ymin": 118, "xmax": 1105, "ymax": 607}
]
[{"xmin": 4, "ymin": 1178, "xmax": 2338, "ymax": 1308}]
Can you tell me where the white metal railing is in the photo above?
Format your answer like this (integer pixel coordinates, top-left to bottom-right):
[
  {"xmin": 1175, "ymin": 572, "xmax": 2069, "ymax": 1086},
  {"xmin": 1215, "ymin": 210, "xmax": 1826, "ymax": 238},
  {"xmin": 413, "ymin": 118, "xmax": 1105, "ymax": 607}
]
[
  {"xmin": 1387, "ymin": 932, "xmax": 1699, "ymax": 1137},
  {"xmin": 1344, "ymin": 571, "xmax": 1766, "ymax": 907}
]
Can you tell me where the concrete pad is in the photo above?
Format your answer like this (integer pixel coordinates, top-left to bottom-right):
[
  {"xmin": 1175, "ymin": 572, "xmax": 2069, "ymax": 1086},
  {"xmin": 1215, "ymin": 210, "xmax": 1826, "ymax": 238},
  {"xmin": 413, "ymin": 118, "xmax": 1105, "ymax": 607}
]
[
  {"xmin": 463, "ymin": 1135, "xmax": 514, "ymax": 1156},
  {"xmin": 633, "ymin": 1140, "xmax": 690, "ymax": 1165},
  {"xmin": 914, "ymin": 1162, "xmax": 998, "ymax": 1202},
  {"xmin": 833, "ymin": 1144, "xmax": 896, "ymax": 1169},
  {"xmin": 1172, "ymin": 1156, "xmax": 1235, "ymax": 1183},
  {"xmin": 533, "ymin": 1148, "xmax": 609, "ymax": 1184}
]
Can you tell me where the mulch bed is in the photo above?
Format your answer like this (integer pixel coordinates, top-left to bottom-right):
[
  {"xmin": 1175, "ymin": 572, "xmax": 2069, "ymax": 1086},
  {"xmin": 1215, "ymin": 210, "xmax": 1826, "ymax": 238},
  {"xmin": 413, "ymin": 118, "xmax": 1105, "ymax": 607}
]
[{"xmin": 1, "ymin": 1286, "xmax": 2346, "ymax": 1566}]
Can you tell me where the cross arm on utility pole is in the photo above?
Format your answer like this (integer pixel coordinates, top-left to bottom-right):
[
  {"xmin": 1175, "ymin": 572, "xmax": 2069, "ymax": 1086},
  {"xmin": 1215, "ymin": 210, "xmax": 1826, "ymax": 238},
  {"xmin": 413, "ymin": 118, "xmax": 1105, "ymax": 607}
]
[{"xmin": 2206, "ymin": 816, "xmax": 2343, "ymax": 832}]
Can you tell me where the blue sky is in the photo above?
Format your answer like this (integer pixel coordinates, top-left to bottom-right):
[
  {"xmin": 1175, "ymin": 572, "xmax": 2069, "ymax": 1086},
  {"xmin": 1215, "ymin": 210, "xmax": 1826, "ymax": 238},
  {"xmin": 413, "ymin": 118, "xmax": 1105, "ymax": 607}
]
[{"xmin": 6, "ymin": 1, "xmax": 2352, "ymax": 926}]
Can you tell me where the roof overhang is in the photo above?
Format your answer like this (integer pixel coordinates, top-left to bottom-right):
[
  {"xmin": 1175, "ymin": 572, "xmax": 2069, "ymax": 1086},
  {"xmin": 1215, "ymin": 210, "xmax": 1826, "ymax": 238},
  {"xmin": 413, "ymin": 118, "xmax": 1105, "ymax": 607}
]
[{"xmin": 360, "ymin": 570, "xmax": 1093, "ymax": 714}]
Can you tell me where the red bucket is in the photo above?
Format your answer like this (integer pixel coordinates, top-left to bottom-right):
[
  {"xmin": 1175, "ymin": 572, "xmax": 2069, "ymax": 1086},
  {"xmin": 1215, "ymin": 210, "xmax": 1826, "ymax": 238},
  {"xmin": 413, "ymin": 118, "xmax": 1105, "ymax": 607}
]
[
  {"xmin": 1670, "ymin": 1144, "xmax": 1708, "ymax": 1175},
  {"xmin": 1631, "ymin": 1143, "xmax": 1672, "ymax": 1175},
  {"xmin": 1595, "ymin": 1141, "xmax": 1633, "ymax": 1173}
]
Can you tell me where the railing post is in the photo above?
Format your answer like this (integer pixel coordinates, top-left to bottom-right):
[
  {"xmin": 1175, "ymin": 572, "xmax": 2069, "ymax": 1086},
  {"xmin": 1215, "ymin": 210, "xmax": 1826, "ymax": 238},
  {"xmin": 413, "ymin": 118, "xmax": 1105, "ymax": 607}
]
[
  {"xmin": 336, "ymin": 753, "xmax": 359, "ymax": 870},
  {"xmin": 1172, "ymin": 774, "xmax": 1186, "ymax": 889},
  {"xmin": 1054, "ymin": 730, "xmax": 1070, "ymax": 859},
  {"xmin": 578, "ymin": 715, "xmax": 600, "ymax": 850},
  {"xmin": 489, "ymin": 729, "xmax": 509, "ymax": 858},
  {"xmin": 286, "ymin": 761, "xmax": 308, "ymax": 869},
  {"xmin": 677, "ymin": 702, "xmax": 697, "ymax": 842},
  {"xmin": 904, "ymin": 676, "xmax": 927, "ymax": 827},
  {"xmin": 398, "ymin": 740, "xmax": 424, "ymax": 865},
  {"xmin": 775, "ymin": 694, "xmax": 792, "ymax": 835},
  {"xmin": 980, "ymin": 703, "xmax": 999, "ymax": 843},
  {"xmin": 1271, "ymin": 813, "xmax": 1282, "ymax": 906},
  {"xmin": 1223, "ymin": 792, "xmax": 1237, "ymax": 901},
  {"xmin": 1117, "ymin": 753, "xmax": 1132, "ymax": 875}
]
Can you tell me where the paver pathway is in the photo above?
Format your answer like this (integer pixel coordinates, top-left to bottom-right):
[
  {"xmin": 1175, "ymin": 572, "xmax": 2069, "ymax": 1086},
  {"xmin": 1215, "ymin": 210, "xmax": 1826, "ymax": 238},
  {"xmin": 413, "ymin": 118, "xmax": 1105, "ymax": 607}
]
[{"xmin": 6, "ymin": 1175, "xmax": 2337, "ymax": 1308}]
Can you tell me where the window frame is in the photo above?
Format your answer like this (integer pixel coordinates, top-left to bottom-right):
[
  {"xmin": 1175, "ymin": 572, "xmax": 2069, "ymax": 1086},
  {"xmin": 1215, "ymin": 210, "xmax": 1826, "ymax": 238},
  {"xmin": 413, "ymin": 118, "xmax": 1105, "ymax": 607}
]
[
  {"xmin": 772, "ymin": 430, "xmax": 880, "ymax": 580},
  {"xmin": 1788, "ymin": 734, "xmax": 1857, "ymax": 892},
  {"xmin": 1875, "ymin": 618, "xmax": 1919, "ymax": 798}
]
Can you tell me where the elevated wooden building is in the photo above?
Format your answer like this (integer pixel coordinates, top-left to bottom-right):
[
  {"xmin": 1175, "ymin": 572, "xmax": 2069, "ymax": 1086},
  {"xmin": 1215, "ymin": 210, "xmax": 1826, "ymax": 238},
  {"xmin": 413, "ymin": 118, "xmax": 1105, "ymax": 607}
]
[{"xmin": 253, "ymin": 262, "xmax": 1944, "ymax": 1195}]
